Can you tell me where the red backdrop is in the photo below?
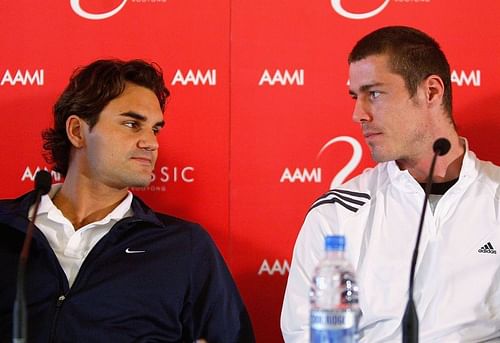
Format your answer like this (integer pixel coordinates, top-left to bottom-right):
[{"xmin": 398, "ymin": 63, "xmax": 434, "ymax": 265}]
[{"xmin": 1, "ymin": 0, "xmax": 499, "ymax": 341}]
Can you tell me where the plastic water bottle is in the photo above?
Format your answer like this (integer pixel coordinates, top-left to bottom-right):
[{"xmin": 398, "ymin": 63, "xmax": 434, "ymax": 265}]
[{"xmin": 310, "ymin": 235, "xmax": 360, "ymax": 342}]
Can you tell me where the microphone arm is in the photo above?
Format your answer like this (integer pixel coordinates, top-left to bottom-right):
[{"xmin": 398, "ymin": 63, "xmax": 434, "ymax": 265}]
[
  {"xmin": 402, "ymin": 138, "xmax": 451, "ymax": 343},
  {"xmin": 13, "ymin": 170, "xmax": 52, "ymax": 343}
]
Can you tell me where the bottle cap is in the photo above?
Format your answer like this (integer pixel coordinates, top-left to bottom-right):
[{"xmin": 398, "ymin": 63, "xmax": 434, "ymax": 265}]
[{"xmin": 325, "ymin": 235, "xmax": 345, "ymax": 252}]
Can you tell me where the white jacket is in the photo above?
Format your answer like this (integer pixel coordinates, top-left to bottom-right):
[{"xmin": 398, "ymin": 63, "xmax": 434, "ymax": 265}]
[{"xmin": 281, "ymin": 147, "xmax": 500, "ymax": 342}]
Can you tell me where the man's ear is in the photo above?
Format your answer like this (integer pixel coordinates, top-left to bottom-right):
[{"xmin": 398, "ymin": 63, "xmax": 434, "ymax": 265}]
[
  {"xmin": 66, "ymin": 115, "xmax": 87, "ymax": 148},
  {"xmin": 423, "ymin": 74, "xmax": 445, "ymax": 108}
]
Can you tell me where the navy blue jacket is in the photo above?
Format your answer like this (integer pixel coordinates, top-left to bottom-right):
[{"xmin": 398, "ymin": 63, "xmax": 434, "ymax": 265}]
[{"xmin": 0, "ymin": 191, "xmax": 255, "ymax": 342}]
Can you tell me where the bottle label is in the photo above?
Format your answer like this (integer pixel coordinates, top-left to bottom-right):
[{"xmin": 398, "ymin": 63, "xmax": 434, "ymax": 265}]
[{"xmin": 310, "ymin": 310, "xmax": 358, "ymax": 342}]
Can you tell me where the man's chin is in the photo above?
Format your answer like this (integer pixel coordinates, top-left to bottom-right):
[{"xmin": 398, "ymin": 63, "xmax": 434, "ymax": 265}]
[
  {"xmin": 370, "ymin": 149, "xmax": 393, "ymax": 163},
  {"xmin": 127, "ymin": 175, "xmax": 154, "ymax": 188},
  {"xmin": 133, "ymin": 180, "xmax": 153, "ymax": 188}
]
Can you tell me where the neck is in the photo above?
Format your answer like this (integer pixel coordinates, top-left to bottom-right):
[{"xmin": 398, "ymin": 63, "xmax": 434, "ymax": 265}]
[
  {"xmin": 397, "ymin": 135, "xmax": 465, "ymax": 183},
  {"xmin": 53, "ymin": 171, "xmax": 129, "ymax": 230}
]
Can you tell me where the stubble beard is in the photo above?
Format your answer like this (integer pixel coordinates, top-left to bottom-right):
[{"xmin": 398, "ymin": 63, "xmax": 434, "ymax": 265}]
[
  {"xmin": 125, "ymin": 172, "xmax": 154, "ymax": 188},
  {"xmin": 368, "ymin": 142, "xmax": 393, "ymax": 163}
]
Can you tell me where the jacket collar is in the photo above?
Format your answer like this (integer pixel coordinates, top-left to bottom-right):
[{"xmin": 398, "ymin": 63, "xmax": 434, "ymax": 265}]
[
  {"xmin": 129, "ymin": 195, "xmax": 165, "ymax": 227},
  {"xmin": 385, "ymin": 137, "xmax": 478, "ymax": 193},
  {"xmin": 0, "ymin": 190, "xmax": 37, "ymax": 218}
]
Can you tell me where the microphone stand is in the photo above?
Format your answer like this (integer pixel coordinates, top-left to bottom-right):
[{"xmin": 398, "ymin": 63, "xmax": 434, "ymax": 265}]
[
  {"xmin": 12, "ymin": 171, "xmax": 51, "ymax": 343},
  {"xmin": 402, "ymin": 139, "xmax": 450, "ymax": 343}
]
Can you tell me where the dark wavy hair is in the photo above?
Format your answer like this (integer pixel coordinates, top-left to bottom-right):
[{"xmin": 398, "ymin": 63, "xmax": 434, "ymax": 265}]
[
  {"xmin": 348, "ymin": 26, "xmax": 453, "ymax": 120},
  {"xmin": 42, "ymin": 59, "xmax": 170, "ymax": 176}
]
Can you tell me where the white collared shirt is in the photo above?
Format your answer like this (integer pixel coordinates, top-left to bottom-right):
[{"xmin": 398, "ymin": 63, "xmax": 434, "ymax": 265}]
[{"xmin": 30, "ymin": 184, "xmax": 133, "ymax": 287}]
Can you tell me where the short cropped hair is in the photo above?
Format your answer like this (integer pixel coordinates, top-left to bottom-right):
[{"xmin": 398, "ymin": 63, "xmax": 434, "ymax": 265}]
[
  {"xmin": 42, "ymin": 59, "xmax": 169, "ymax": 175},
  {"xmin": 348, "ymin": 26, "xmax": 453, "ymax": 117}
]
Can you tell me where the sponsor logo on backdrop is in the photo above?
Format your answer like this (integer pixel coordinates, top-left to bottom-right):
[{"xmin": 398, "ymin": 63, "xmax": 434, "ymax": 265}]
[
  {"xmin": 171, "ymin": 69, "xmax": 217, "ymax": 86},
  {"xmin": 133, "ymin": 166, "xmax": 195, "ymax": 192},
  {"xmin": 451, "ymin": 69, "xmax": 481, "ymax": 87},
  {"xmin": 21, "ymin": 167, "xmax": 61, "ymax": 182},
  {"xmin": 71, "ymin": 0, "xmax": 166, "ymax": 20},
  {"xmin": 274, "ymin": 137, "xmax": 362, "ymax": 276},
  {"xmin": 259, "ymin": 69, "xmax": 304, "ymax": 86},
  {"xmin": 1, "ymin": 69, "xmax": 44, "ymax": 86},
  {"xmin": 331, "ymin": 0, "xmax": 390, "ymax": 19},
  {"xmin": 280, "ymin": 168, "xmax": 321, "ymax": 183},
  {"xmin": 152, "ymin": 166, "xmax": 194, "ymax": 183},
  {"xmin": 21, "ymin": 166, "xmax": 193, "ymax": 190},
  {"xmin": 331, "ymin": 0, "xmax": 431, "ymax": 19},
  {"xmin": 71, "ymin": 0, "xmax": 128, "ymax": 20},
  {"xmin": 258, "ymin": 259, "xmax": 290, "ymax": 276},
  {"xmin": 280, "ymin": 136, "xmax": 362, "ymax": 189},
  {"xmin": 318, "ymin": 136, "xmax": 362, "ymax": 189},
  {"xmin": 274, "ymin": 137, "xmax": 363, "ymax": 276}
]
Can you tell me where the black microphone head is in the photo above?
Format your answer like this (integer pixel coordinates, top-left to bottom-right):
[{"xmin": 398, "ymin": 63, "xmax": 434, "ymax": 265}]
[
  {"xmin": 35, "ymin": 170, "xmax": 52, "ymax": 195},
  {"xmin": 433, "ymin": 138, "xmax": 451, "ymax": 156}
]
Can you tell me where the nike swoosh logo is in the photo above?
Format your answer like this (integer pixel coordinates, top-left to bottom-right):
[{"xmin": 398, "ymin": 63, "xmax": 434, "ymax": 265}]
[{"xmin": 125, "ymin": 248, "xmax": 146, "ymax": 254}]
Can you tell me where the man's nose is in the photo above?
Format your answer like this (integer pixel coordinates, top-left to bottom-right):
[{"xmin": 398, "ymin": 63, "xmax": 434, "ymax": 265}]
[
  {"xmin": 352, "ymin": 99, "xmax": 372, "ymax": 124},
  {"xmin": 138, "ymin": 130, "xmax": 159, "ymax": 151}
]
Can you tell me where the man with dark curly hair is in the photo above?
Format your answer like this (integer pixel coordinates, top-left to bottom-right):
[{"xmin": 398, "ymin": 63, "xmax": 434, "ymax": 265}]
[{"xmin": 0, "ymin": 59, "xmax": 255, "ymax": 342}]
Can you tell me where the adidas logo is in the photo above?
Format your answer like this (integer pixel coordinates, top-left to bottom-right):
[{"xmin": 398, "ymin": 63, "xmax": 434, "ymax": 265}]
[{"xmin": 478, "ymin": 242, "xmax": 497, "ymax": 254}]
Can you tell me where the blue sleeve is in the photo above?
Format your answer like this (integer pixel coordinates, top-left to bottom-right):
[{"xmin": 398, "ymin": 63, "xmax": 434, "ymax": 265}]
[{"xmin": 185, "ymin": 226, "xmax": 255, "ymax": 342}]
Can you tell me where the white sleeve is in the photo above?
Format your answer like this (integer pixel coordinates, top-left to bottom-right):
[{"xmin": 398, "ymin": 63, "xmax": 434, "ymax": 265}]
[{"xmin": 280, "ymin": 208, "xmax": 340, "ymax": 342}]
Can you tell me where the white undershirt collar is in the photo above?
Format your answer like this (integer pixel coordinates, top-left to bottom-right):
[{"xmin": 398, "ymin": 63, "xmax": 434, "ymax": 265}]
[{"xmin": 31, "ymin": 184, "xmax": 133, "ymax": 287}]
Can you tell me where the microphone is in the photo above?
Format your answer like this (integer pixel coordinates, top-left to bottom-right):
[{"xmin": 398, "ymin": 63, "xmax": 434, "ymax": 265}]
[
  {"xmin": 433, "ymin": 138, "xmax": 451, "ymax": 157},
  {"xmin": 402, "ymin": 138, "xmax": 451, "ymax": 343},
  {"xmin": 13, "ymin": 170, "xmax": 52, "ymax": 343}
]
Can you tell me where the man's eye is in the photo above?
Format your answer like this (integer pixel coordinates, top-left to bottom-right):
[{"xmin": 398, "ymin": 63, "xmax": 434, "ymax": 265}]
[
  {"xmin": 152, "ymin": 127, "xmax": 161, "ymax": 135},
  {"xmin": 369, "ymin": 91, "xmax": 381, "ymax": 99},
  {"xmin": 124, "ymin": 121, "xmax": 138, "ymax": 129}
]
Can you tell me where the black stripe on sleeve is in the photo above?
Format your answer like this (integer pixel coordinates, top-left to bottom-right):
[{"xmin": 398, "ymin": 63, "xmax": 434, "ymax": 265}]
[
  {"xmin": 309, "ymin": 197, "xmax": 359, "ymax": 213},
  {"xmin": 308, "ymin": 188, "xmax": 371, "ymax": 213}
]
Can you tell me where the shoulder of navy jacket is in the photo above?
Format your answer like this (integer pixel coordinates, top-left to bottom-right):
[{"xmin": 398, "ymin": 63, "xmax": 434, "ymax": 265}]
[
  {"xmin": 129, "ymin": 195, "xmax": 200, "ymax": 229},
  {"xmin": 308, "ymin": 188, "xmax": 371, "ymax": 214},
  {"xmin": 0, "ymin": 190, "xmax": 36, "ymax": 231},
  {"xmin": 0, "ymin": 190, "xmax": 36, "ymax": 216}
]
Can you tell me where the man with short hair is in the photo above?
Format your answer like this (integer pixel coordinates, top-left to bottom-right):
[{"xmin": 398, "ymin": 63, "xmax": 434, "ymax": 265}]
[
  {"xmin": 281, "ymin": 26, "xmax": 500, "ymax": 341},
  {"xmin": 0, "ymin": 59, "xmax": 255, "ymax": 342}
]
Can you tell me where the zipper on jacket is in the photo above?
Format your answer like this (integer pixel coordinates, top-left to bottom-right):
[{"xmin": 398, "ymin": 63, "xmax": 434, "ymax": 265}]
[
  {"xmin": 46, "ymin": 216, "xmax": 151, "ymax": 342},
  {"xmin": 56, "ymin": 295, "xmax": 66, "ymax": 307},
  {"xmin": 48, "ymin": 294, "xmax": 67, "ymax": 343}
]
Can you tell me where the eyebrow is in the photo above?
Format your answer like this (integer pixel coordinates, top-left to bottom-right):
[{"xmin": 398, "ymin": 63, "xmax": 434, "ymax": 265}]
[
  {"xmin": 349, "ymin": 82, "xmax": 384, "ymax": 96},
  {"xmin": 119, "ymin": 111, "xmax": 165, "ymax": 128}
]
